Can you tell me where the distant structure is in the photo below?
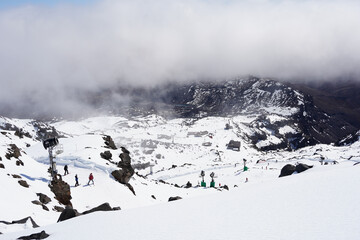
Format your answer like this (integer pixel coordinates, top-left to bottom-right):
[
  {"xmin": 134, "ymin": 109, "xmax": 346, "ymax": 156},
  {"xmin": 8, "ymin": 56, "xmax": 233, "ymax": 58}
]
[
  {"xmin": 202, "ymin": 142, "xmax": 212, "ymax": 147},
  {"xmin": 227, "ymin": 140, "xmax": 241, "ymax": 151}
]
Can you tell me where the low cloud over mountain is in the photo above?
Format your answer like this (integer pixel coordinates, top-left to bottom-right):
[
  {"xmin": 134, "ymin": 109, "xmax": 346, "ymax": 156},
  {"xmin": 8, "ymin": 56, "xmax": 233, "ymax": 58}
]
[{"xmin": 1, "ymin": 0, "xmax": 360, "ymax": 117}]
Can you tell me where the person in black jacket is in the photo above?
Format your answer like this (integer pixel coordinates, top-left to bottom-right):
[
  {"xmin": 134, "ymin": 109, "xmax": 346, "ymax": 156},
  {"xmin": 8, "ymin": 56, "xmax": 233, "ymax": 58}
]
[{"xmin": 64, "ymin": 165, "xmax": 69, "ymax": 175}]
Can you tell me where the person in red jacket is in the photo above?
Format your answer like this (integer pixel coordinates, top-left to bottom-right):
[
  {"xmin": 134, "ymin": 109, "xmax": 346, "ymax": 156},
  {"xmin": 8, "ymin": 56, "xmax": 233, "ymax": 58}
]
[{"xmin": 88, "ymin": 173, "xmax": 94, "ymax": 185}]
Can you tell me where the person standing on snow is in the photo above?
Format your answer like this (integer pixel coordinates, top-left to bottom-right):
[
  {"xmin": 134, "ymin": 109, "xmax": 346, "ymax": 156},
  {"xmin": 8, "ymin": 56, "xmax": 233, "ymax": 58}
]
[
  {"xmin": 75, "ymin": 174, "xmax": 79, "ymax": 187},
  {"xmin": 88, "ymin": 173, "xmax": 94, "ymax": 185},
  {"xmin": 64, "ymin": 165, "xmax": 69, "ymax": 175}
]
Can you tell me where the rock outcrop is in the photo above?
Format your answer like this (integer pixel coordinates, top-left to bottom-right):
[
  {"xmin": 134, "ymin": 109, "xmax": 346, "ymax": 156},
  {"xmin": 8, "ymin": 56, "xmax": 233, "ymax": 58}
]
[
  {"xmin": 37, "ymin": 193, "xmax": 51, "ymax": 204},
  {"xmin": 82, "ymin": 202, "xmax": 121, "ymax": 215},
  {"xmin": 111, "ymin": 147, "xmax": 134, "ymax": 185},
  {"xmin": 57, "ymin": 205, "xmax": 77, "ymax": 222},
  {"xmin": 5, "ymin": 144, "xmax": 21, "ymax": 159},
  {"xmin": 17, "ymin": 230, "xmax": 49, "ymax": 240},
  {"xmin": 295, "ymin": 163, "xmax": 313, "ymax": 173},
  {"xmin": 279, "ymin": 163, "xmax": 313, "ymax": 177},
  {"xmin": 279, "ymin": 164, "xmax": 296, "ymax": 177},
  {"xmin": 103, "ymin": 135, "xmax": 117, "ymax": 150},
  {"xmin": 168, "ymin": 196, "xmax": 182, "ymax": 202},
  {"xmin": 49, "ymin": 176, "xmax": 72, "ymax": 206},
  {"xmin": 18, "ymin": 180, "xmax": 29, "ymax": 188},
  {"xmin": 100, "ymin": 150, "xmax": 112, "ymax": 160}
]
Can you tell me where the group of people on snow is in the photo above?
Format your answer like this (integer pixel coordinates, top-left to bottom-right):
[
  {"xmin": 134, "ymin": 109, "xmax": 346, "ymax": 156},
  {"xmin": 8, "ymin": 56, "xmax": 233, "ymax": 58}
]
[{"xmin": 63, "ymin": 165, "xmax": 94, "ymax": 186}]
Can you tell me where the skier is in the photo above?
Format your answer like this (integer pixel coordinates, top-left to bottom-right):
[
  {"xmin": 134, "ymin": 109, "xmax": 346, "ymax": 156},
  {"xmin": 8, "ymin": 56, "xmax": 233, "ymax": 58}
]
[
  {"xmin": 88, "ymin": 173, "xmax": 94, "ymax": 185},
  {"xmin": 64, "ymin": 165, "xmax": 69, "ymax": 175},
  {"xmin": 75, "ymin": 174, "xmax": 79, "ymax": 187}
]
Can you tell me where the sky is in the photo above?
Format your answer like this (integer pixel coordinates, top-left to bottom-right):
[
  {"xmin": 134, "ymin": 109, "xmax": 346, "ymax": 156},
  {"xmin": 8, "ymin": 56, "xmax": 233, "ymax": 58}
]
[{"xmin": 0, "ymin": 0, "xmax": 359, "ymax": 117}]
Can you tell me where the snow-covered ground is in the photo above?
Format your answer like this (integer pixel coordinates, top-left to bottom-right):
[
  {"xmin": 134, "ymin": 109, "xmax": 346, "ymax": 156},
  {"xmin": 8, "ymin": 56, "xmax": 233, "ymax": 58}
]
[{"xmin": 1, "ymin": 115, "xmax": 359, "ymax": 239}]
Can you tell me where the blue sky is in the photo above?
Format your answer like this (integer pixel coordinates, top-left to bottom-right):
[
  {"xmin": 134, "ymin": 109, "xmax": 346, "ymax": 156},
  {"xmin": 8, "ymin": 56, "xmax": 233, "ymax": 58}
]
[{"xmin": 0, "ymin": 0, "xmax": 98, "ymax": 9}]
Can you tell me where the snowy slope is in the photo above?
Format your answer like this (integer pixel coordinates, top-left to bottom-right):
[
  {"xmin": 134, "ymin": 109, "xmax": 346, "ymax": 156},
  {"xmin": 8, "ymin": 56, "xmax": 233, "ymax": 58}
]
[
  {"xmin": 1, "ymin": 161, "xmax": 359, "ymax": 240},
  {"xmin": 1, "ymin": 114, "xmax": 360, "ymax": 238}
]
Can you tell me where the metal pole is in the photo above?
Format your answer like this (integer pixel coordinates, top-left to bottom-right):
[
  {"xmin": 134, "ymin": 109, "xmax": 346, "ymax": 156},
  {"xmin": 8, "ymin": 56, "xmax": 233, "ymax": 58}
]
[{"xmin": 48, "ymin": 147, "xmax": 54, "ymax": 179}]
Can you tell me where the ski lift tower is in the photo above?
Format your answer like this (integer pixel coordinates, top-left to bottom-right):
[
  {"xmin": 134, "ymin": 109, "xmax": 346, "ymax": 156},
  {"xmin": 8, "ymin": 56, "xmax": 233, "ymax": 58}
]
[
  {"xmin": 43, "ymin": 137, "xmax": 59, "ymax": 180},
  {"xmin": 210, "ymin": 172, "xmax": 215, "ymax": 187},
  {"xmin": 200, "ymin": 170, "xmax": 206, "ymax": 187}
]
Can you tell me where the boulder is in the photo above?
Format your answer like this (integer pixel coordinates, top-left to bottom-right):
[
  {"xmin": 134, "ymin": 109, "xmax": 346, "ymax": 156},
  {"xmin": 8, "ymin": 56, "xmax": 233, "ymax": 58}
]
[
  {"xmin": 37, "ymin": 193, "xmax": 51, "ymax": 204},
  {"xmin": 0, "ymin": 216, "xmax": 39, "ymax": 228},
  {"xmin": 42, "ymin": 205, "xmax": 49, "ymax": 211},
  {"xmin": 49, "ymin": 177, "xmax": 72, "ymax": 206},
  {"xmin": 111, "ymin": 168, "xmax": 134, "ymax": 185},
  {"xmin": 17, "ymin": 230, "xmax": 49, "ymax": 240},
  {"xmin": 18, "ymin": 180, "xmax": 29, "ymax": 188},
  {"xmin": 82, "ymin": 202, "xmax": 120, "ymax": 215},
  {"xmin": 53, "ymin": 206, "xmax": 65, "ymax": 212},
  {"xmin": 168, "ymin": 196, "xmax": 182, "ymax": 202},
  {"xmin": 57, "ymin": 205, "xmax": 76, "ymax": 222},
  {"xmin": 31, "ymin": 200, "xmax": 42, "ymax": 205},
  {"xmin": 100, "ymin": 150, "xmax": 112, "ymax": 160},
  {"xmin": 112, "ymin": 147, "xmax": 134, "ymax": 184},
  {"xmin": 279, "ymin": 164, "xmax": 296, "ymax": 177},
  {"xmin": 103, "ymin": 135, "xmax": 117, "ymax": 150},
  {"xmin": 295, "ymin": 163, "xmax": 313, "ymax": 173},
  {"xmin": 16, "ymin": 159, "xmax": 24, "ymax": 166},
  {"xmin": 5, "ymin": 144, "xmax": 22, "ymax": 159},
  {"xmin": 184, "ymin": 181, "xmax": 192, "ymax": 188}
]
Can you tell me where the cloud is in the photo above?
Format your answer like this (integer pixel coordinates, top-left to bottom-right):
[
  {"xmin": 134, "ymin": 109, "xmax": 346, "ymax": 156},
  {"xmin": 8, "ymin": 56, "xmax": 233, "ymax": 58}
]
[{"xmin": 0, "ymin": 0, "xmax": 360, "ymax": 117}]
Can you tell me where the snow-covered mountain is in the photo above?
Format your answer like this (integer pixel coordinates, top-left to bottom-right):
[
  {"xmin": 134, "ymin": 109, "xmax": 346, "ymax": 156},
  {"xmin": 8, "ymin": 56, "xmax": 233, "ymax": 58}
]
[
  {"xmin": 0, "ymin": 77, "xmax": 359, "ymax": 239},
  {"xmin": 1, "ymin": 112, "xmax": 360, "ymax": 239},
  {"xmin": 89, "ymin": 77, "xmax": 357, "ymax": 150}
]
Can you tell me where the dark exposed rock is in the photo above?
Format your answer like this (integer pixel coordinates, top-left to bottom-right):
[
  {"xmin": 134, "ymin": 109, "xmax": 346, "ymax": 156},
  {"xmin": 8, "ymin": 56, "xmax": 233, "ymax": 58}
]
[
  {"xmin": 49, "ymin": 177, "xmax": 72, "ymax": 206},
  {"xmin": 0, "ymin": 163, "xmax": 4, "ymax": 169},
  {"xmin": 18, "ymin": 180, "xmax": 29, "ymax": 188},
  {"xmin": 295, "ymin": 163, "xmax": 313, "ymax": 173},
  {"xmin": 103, "ymin": 135, "xmax": 117, "ymax": 150},
  {"xmin": 5, "ymin": 144, "xmax": 21, "ymax": 159},
  {"xmin": 126, "ymin": 183, "xmax": 136, "ymax": 195},
  {"xmin": 31, "ymin": 121, "xmax": 61, "ymax": 141},
  {"xmin": 100, "ymin": 150, "xmax": 112, "ymax": 160},
  {"xmin": 279, "ymin": 164, "xmax": 296, "ymax": 177},
  {"xmin": 14, "ymin": 128, "xmax": 32, "ymax": 139},
  {"xmin": 184, "ymin": 181, "xmax": 192, "ymax": 188},
  {"xmin": 82, "ymin": 202, "xmax": 121, "ymax": 215},
  {"xmin": 16, "ymin": 159, "xmax": 24, "ymax": 166},
  {"xmin": 0, "ymin": 216, "xmax": 39, "ymax": 228},
  {"xmin": 17, "ymin": 230, "xmax": 49, "ymax": 240},
  {"xmin": 121, "ymin": 146, "xmax": 130, "ymax": 154},
  {"xmin": 151, "ymin": 195, "xmax": 156, "ymax": 199},
  {"xmin": 31, "ymin": 200, "xmax": 42, "ymax": 205},
  {"xmin": 112, "ymin": 147, "xmax": 135, "ymax": 185},
  {"xmin": 336, "ymin": 130, "xmax": 360, "ymax": 146},
  {"xmin": 57, "ymin": 205, "xmax": 76, "ymax": 222},
  {"xmin": 53, "ymin": 206, "xmax": 65, "ymax": 212},
  {"xmin": 42, "ymin": 205, "xmax": 49, "ymax": 211},
  {"xmin": 111, "ymin": 169, "xmax": 134, "ymax": 185},
  {"xmin": 168, "ymin": 196, "xmax": 182, "ymax": 202},
  {"xmin": 221, "ymin": 185, "xmax": 229, "ymax": 190},
  {"xmin": 37, "ymin": 193, "xmax": 51, "ymax": 204},
  {"xmin": 12, "ymin": 174, "xmax": 21, "ymax": 178}
]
